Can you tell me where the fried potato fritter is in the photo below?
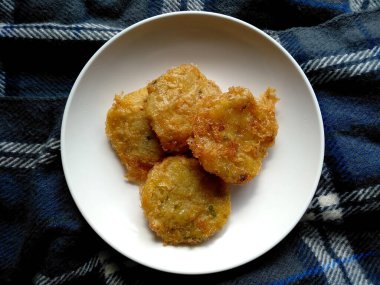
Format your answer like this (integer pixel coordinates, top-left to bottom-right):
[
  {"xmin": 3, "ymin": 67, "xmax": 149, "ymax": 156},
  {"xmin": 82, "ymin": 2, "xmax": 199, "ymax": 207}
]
[
  {"xmin": 188, "ymin": 87, "xmax": 279, "ymax": 184},
  {"xmin": 146, "ymin": 64, "xmax": 221, "ymax": 153},
  {"xmin": 106, "ymin": 87, "xmax": 165, "ymax": 184},
  {"xmin": 140, "ymin": 156, "xmax": 231, "ymax": 245}
]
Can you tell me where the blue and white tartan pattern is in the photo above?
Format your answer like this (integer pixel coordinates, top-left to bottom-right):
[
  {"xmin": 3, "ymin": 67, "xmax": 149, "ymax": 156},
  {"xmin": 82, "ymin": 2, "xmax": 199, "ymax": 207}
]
[{"xmin": 0, "ymin": 1, "xmax": 379, "ymax": 284}]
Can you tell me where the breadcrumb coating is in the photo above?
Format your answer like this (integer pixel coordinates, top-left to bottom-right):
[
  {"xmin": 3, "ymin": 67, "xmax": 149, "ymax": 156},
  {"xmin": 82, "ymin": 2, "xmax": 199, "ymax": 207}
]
[
  {"xmin": 146, "ymin": 64, "xmax": 221, "ymax": 153},
  {"xmin": 189, "ymin": 87, "xmax": 278, "ymax": 184},
  {"xmin": 106, "ymin": 87, "xmax": 165, "ymax": 184},
  {"xmin": 140, "ymin": 156, "xmax": 231, "ymax": 245}
]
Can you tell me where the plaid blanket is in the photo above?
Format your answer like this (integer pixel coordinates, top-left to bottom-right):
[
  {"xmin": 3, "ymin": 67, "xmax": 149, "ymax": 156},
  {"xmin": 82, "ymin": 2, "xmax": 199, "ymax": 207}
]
[{"xmin": 1, "ymin": 1, "xmax": 379, "ymax": 284}]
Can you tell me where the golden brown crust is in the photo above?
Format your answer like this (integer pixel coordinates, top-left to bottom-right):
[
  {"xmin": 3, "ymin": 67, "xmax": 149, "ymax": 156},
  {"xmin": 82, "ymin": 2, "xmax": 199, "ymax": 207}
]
[
  {"xmin": 188, "ymin": 87, "xmax": 279, "ymax": 184},
  {"xmin": 140, "ymin": 156, "xmax": 231, "ymax": 245},
  {"xmin": 146, "ymin": 64, "xmax": 221, "ymax": 153},
  {"xmin": 105, "ymin": 87, "xmax": 165, "ymax": 184}
]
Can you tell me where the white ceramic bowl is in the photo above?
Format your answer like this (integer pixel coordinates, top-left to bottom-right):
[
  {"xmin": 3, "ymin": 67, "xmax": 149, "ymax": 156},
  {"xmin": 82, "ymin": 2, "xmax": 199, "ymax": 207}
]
[{"xmin": 61, "ymin": 11, "xmax": 324, "ymax": 274}]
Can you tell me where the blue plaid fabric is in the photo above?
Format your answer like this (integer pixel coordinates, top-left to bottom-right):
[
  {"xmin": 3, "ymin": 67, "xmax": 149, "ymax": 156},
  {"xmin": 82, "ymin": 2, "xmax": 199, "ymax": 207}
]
[{"xmin": 1, "ymin": 1, "xmax": 379, "ymax": 284}]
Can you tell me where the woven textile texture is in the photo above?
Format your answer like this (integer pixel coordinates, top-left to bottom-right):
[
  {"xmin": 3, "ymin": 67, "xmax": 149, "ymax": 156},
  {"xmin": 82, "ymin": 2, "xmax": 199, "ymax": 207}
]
[{"xmin": 0, "ymin": 1, "xmax": 379, "ymax": 284}]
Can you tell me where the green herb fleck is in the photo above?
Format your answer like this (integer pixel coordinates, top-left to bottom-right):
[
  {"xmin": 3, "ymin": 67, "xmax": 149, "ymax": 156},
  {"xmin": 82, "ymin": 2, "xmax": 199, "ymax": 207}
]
[{"xmin": 208, "ymin": 205, "xmax": 216, "ymax": 218}]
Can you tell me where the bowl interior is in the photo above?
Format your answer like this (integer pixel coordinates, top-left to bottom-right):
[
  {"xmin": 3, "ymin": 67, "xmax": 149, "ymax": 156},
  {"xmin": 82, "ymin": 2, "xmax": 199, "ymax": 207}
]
[{"xmin": 61, "ymin": 12, "xmax": 324, "ymax": 274}]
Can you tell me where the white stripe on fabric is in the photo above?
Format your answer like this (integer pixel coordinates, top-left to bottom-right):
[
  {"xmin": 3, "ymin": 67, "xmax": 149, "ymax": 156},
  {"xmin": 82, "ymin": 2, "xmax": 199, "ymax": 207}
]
[
  {"xmin": 0, "ymin": 153, "xmax": 57, "ymax": 169},
  {"xmin": 0, "ymin": 0, "xmax": 14, "ymax": 18},
  {"xmin": 322, "ymin": 209, "xmax": 343, "ymax": 221},
  {"xmin": 318, "ymin": 193, "xmax": 340, "ymax": 207},
  {"xmin": 187, "ymin": 0, "xmax": 205, "ymax": 10},
  {"xmin": 1, "ymin": 0, "xmax": 14, "ymax": 13},
  {"xmin": 316, "ymin": 178, "xmax": 334, "ymax": 197},
  {"xmin": 264, "ymin": 30, "xmax": 282, "ymax": 46},
  {"xmin": 0, "ymin": 139, "xmax": 60, "ymax": 154},
  {"xmin": 0, "ymin": 156, "xmax": 22, "ymax": 168},
  {"xmin": 105, "ymin": 275, "xmax": 127, "ymax": 285},
  {"xmin": 328, "ymin": 232, "xmax": 374, "ymax": 285},
  {"xmin": 0, "ymin": 142, "xmax": 41, "ymax": 154},
  {"xmin": 310, "ymin": 58, "xmax": 380, "ymax": 85},
  {"xmin": 33, "ymin": 256, "xmax": 100, "ymax": 285},
  {"xmin": 340, "ymin": 184, "xmax": 380, "ymax": 204},
  {"xmin": 368, "ymin": 0, "xmax": 380, "ymax": 9},
  {"xmin": 319, "ymin": 164, "xmax": 335, "ymax": 192},
  {"xmin": 38, "ymin": 152, "xmax": 56, "ymax": 164},
  {"xmin": 301, "ymin": 46, "xmax": 380, "ymax": 73},
  {"xmin": 302, "ymin": 210, "xmax": 340, "ymax": 222},
  {"xmin": 349, "ymin": 0, "xmax": 365, "ymax": 11},
  {"xmin": 304, "ymin": 199, "xmax": 379, "ymax": 221},
  {"xmin": 309, "ymin": 184, "xmax": 379, "ymax": 211},
  {"xmin": 321, "ymin": 165, "xmax": 332, "ymax": 181},
  {"xmin": 343, "ymin": 200, "xmax": 380, "ymax": 217},
  {"xmin": 161, "ymin": 0, "xmax": 181, "ymax": 13},
  {"xmin": 0, "ymin": 23, "xmax": 122, "ymax": 41},
  {"xmin": 77, "ymin": 23, "xmax": 122, "ymax": 31},
  {"xmin": 301, "ymin": 225, "xmax": 348, "ymax": 284},
  {"xmin": 0, "ymin": 138, "xmax": 60, "ymax": 169},
  {"xmin": 317, "ymin": 174, "xmax": 335, "ymax": 192}
]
